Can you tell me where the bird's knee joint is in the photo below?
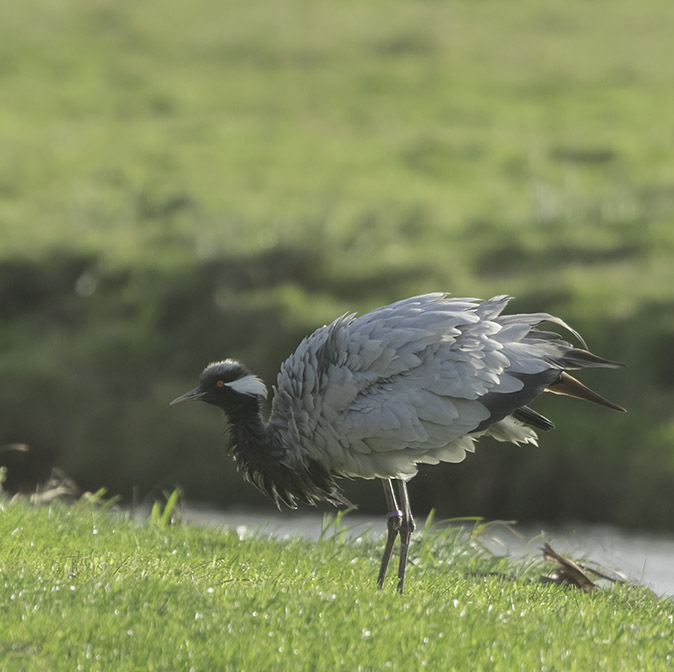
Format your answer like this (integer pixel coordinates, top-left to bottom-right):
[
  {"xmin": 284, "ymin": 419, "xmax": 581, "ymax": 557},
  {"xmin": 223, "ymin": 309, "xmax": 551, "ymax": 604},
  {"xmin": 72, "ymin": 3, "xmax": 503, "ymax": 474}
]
[
  {"xmin": 386, "ymin": 509, "xmax": 403, "ymax": 532},
  {"xmin": 400, "ymin": 516, "xmax": 416, "ymax": 536}
]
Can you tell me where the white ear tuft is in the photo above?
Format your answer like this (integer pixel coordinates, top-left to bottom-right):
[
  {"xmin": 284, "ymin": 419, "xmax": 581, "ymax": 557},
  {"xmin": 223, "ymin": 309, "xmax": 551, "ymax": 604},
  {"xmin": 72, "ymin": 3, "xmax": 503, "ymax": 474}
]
[{"xmin": 226, "ymin": 375, "xmax": 268, "ymax": 399}]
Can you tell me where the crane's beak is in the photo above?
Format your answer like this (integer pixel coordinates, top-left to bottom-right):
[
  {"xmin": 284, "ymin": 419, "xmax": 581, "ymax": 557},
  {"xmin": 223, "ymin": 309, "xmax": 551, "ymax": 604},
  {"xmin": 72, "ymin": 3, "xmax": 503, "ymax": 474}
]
[{"xmin": 170, "ymin": 387, "xmax": 205, "ymax": 405}]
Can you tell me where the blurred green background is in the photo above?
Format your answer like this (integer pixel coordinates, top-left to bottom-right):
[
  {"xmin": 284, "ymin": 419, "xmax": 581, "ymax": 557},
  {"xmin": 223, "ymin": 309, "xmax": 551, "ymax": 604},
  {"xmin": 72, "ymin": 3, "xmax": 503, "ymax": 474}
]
[{"xmin": 1, "ymin": 0, "xmax": 673, "ymax": 528}]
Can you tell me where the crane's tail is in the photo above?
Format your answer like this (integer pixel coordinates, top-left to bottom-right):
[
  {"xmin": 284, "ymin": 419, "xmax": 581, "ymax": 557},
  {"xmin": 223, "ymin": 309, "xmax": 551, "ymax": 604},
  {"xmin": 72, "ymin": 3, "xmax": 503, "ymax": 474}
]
[
  {"xmin": 557, "ymin": 347, "xmax": 625, "ymax": 370},
  {"xmin": 547, "ymin": 371, "xmax": 626, "ymax": 413}
]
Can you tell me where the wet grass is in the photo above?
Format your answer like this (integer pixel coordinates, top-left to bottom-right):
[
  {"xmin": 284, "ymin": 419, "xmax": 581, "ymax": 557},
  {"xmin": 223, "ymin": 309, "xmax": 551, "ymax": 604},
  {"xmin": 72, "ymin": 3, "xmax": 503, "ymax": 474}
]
[{"xmin": 1, "ymin": 500, "xmax": 672, "ymax": 671}]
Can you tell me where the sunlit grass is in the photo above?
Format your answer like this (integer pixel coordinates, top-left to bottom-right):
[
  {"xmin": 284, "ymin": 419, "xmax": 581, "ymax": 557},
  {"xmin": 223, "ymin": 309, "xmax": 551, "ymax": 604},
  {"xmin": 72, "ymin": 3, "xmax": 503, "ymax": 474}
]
[{"xmin": 1, "ymin": 500, "xmax": 672, "ymax": 671}]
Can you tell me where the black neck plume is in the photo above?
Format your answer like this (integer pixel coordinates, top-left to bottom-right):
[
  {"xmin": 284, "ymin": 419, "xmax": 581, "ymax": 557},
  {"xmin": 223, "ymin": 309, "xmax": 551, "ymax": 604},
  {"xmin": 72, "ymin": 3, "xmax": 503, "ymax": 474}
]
[{"xmin": 222, "ymin": 403, "xmax": 350, "ymax": 510}]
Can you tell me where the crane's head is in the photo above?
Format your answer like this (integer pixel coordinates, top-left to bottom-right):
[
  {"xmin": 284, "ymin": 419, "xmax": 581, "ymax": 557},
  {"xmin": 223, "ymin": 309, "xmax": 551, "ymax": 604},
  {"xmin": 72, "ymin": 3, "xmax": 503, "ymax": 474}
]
[{"xmin": 170, "ymin": 359, "xmax": 268, "ymax": 412}]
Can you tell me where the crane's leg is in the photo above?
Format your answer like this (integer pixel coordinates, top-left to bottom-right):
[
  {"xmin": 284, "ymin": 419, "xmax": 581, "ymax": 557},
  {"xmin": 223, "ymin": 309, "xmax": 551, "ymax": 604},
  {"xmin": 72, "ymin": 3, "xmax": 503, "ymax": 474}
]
[
  {"xmin": 395, "ymin": 479, "xmax": 416, "ymax": 594},
  {"xmin": 377, "ymin": 479, "xmax": 402, "ymax": 589}
]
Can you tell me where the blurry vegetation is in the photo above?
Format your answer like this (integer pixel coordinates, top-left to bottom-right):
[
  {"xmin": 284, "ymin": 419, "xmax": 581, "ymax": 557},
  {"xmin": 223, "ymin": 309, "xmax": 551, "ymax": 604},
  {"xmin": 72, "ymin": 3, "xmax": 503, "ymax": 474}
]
[{"xmin": 1, "ymin": 0, "xmax": 674, "ymax": 527}]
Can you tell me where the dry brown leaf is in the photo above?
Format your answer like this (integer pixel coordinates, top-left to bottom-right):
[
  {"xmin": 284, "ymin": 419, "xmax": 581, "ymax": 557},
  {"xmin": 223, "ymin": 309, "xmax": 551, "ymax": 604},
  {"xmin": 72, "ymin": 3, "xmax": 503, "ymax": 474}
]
[{"xmin": 541, "ymin": 542, "xmax": 597, "ymax": 593}]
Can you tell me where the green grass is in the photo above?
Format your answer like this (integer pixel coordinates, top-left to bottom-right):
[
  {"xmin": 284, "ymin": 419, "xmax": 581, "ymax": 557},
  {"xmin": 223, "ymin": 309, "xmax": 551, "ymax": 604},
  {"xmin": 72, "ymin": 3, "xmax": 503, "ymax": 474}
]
[
  {"xmin": 2, "ymin": 0, "xmax": 674, "ymax": 527},
  {"xmin": 1, "ymin": 500, "xmax": 672, "ymax": 671}
]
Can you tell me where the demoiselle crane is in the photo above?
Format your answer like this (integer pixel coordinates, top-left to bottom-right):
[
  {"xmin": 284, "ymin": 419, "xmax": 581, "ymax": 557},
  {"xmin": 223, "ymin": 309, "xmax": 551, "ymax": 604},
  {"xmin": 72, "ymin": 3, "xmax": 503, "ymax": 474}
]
[{"xmin": 171, "ymin": 293, "xmax": 625, "ymax": 592}]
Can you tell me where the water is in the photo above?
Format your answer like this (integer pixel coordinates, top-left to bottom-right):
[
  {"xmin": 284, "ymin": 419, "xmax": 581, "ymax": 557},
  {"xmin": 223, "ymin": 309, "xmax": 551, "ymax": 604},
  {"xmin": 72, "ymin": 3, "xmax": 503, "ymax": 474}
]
[
  {"xmin": 483, "ymin": 523, "xmax": 674, "ymax": 596},
  {"xmin": 173, "ymin": 503, "xmax": 674, "ymax": 597}
]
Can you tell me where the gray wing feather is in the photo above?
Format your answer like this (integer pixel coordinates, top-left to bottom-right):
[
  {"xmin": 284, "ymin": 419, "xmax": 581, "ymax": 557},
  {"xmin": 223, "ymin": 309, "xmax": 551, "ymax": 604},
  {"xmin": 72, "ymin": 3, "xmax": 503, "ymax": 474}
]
[{"xmin": 271, "ymin": 293, "xmax": 595, "ymax": 480}]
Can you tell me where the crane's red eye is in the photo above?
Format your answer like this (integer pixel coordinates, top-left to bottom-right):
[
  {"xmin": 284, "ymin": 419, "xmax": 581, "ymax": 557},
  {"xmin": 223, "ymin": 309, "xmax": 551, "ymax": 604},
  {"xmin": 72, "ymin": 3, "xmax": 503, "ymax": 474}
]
[{"xmin": 216, "ymin": 380, "xmax": 225, "ymax": 388}]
